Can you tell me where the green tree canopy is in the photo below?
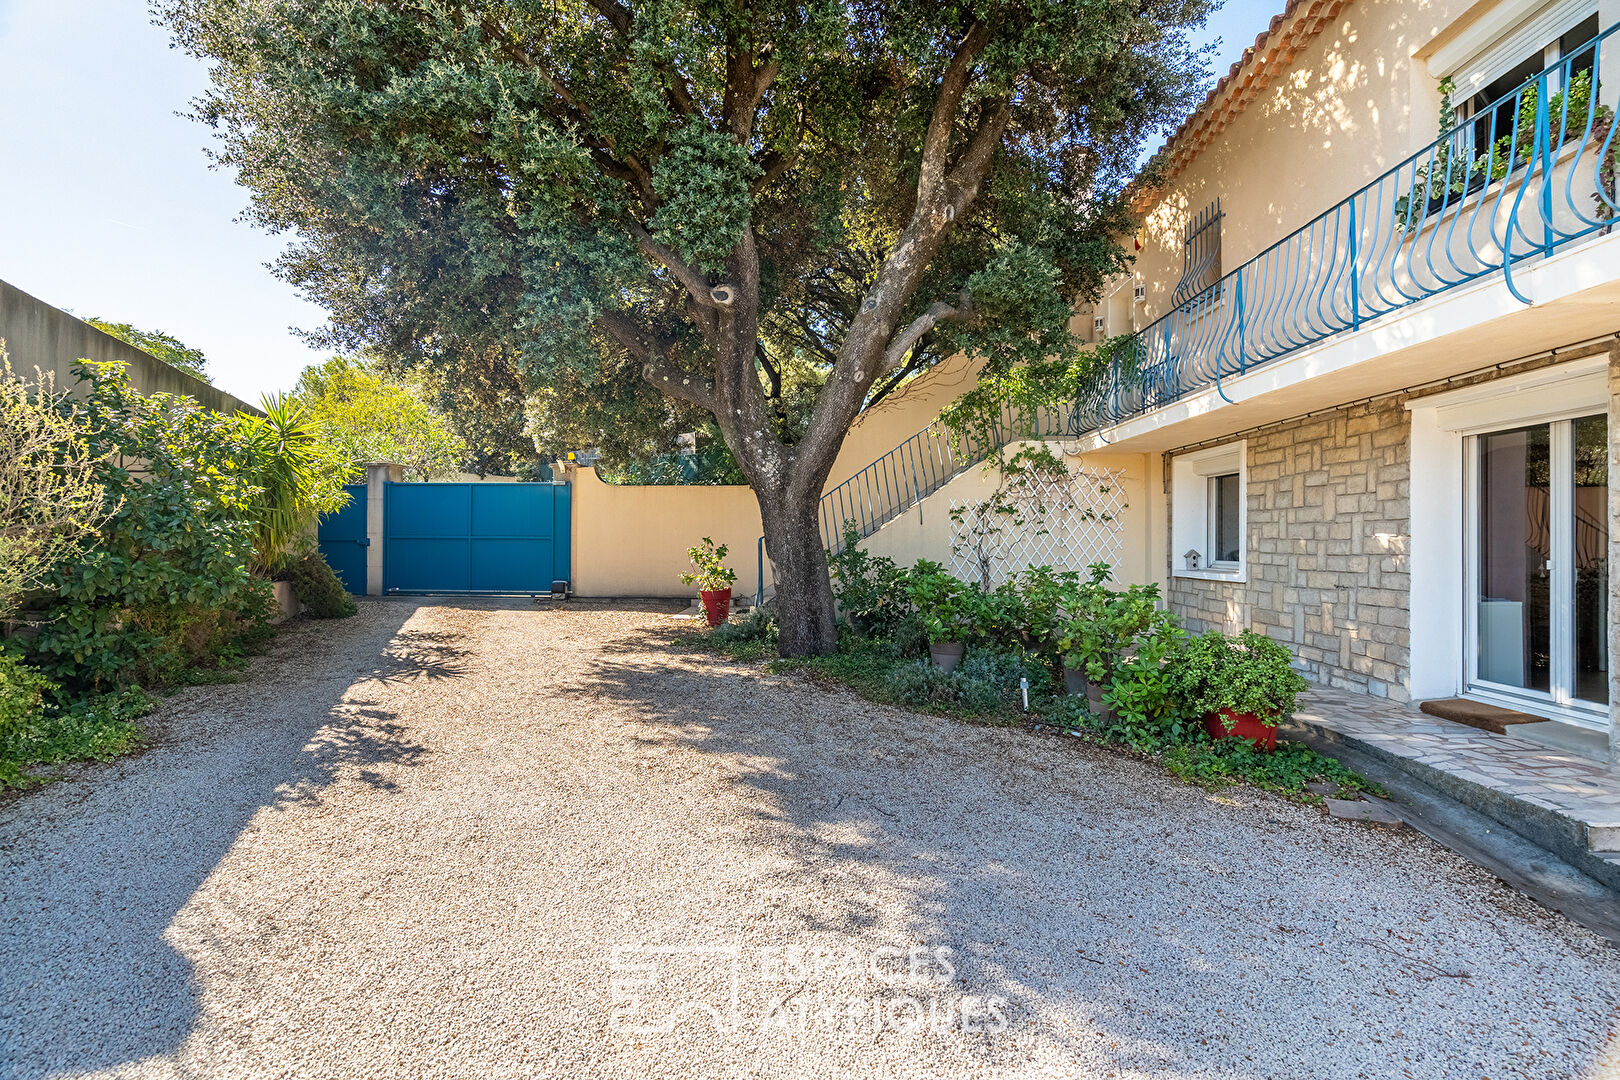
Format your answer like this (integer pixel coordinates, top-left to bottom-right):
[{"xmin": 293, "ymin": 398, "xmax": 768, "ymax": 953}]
[
  {"xmin": 162, "ymin": 0, "xmax": 1212, "ymax": 653},
  {"xmin": 84, "ymin": 318, "xmax": 211, "ymax": 383},
  {"xmin": 293, "ymin": 356, "xmax": 467, "ymax": 481}
]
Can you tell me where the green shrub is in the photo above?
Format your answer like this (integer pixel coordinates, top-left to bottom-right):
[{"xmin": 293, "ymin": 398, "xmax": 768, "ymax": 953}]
[
  {"xmin": 1099, "ymin": 608, "xmax": 1189, "ymax": 749},
  {"xmin": 828, "ymin": 522, "xmax": 912, "ymax": 638},
  {"xmin": 0, "ymin": 647, "xmax": 54, "ymax": 749},
  {"xmin": 708, "ymin": 607, "xmax": 778, "ymax": 659},
  {"xmin": 1168, "ymin": 629, "xmax": 1309, "ymax": 728},
  {"xmin": 884, "ymin": 646, "xmax": 1046, "ymax": 714},
  {"xmin": 23, "ymin": 362, "xmax": 274, "ymax": 696},
  {"xmin": 286, "ymin": 552, "xmax": 357, "ymax": 618},
  {"xmin": 901, "ymin": 560, "xmax": 984, "ymax": 645},
  {"xmin": 0, "ymin": 647, "xmax": 150, "ymax": 789}
]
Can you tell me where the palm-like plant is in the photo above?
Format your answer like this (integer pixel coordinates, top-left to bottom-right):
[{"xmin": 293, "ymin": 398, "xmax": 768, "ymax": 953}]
[{"xmin": 234, "ymin": 395, "xmax": 351, "ymax": 574}]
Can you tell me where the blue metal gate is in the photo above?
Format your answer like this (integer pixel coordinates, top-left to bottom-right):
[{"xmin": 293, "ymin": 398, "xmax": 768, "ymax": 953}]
[
  {"xmin": 317, "ymin": 484, "xmax": 369, "ymax": 594},
  {"xmin": 384, "ymin": 482, "xmax": 571, "ymax": 594}
]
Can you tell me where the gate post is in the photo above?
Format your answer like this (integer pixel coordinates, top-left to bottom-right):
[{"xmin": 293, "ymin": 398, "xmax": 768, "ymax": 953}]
[{"xmin": 365, "ymin": 461, "xmax": 404, "ymax": 596}]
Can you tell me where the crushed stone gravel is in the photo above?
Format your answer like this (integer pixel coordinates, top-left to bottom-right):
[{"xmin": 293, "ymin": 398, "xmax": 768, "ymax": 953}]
[{"xmin": 2, "ymin": 597, "xmax": 1618, "ymax": 1079}]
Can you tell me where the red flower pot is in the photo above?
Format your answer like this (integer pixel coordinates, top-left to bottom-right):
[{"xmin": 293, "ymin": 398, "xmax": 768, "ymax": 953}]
[
  {"xmin": 700, "ymin": 588, "xmax": 732, "ymax": 627},
  {"xmin": 1203, "ymin": 708, "xmax": 1279, "ymax": 751}
]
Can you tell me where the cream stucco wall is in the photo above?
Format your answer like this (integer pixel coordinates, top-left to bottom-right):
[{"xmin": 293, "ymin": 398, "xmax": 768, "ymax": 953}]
[
  {"xmin": 563, "ymin": 463, "xmax": 766, "ymax": 597},
  {"xmin": 566, "ymin": 354, "xmax": 992, "ymax": 597},
  {"xmin": 1081, "ymin": 0, "xmax": 1500, "ymax": 338},
  {"xmin": 857, "ymin": 442, "xmax": 1167, "ymax": 592}
]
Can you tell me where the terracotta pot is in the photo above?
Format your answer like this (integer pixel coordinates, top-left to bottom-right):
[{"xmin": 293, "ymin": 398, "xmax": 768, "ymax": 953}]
[
  {"xmin": 700, "ymin": 588, "xmax": 732, "ymax": 628},
  {"xmin": 1062, "ymin": 664, "xmax": 1089, "ymax": 696},
  {"xmin": 1203, "ymin": 707, "xmax": 1279, "ymax": 751},
  {"xmin": 928, "ymin": 641, "xmax": 965, "ymax": 672}
]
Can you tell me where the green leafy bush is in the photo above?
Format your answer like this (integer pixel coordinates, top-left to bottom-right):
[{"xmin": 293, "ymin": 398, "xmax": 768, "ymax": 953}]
[
  {"xmin": 0, "ymin": 646, "xmax": 53, "ymax": 750},
  {"xmin": 707, "ymin": 608, "xmax": 778, "ymax": 660},
  {"xmin": 1099, "ymin": 609, "xmax": 1188, "ymax": 748},
  {"xmin": 286, "ymin": 552, "xmax": 357, "ymax": 618},
  {"xmin": 828, "ymin": 522, "xmax": 912, "ymax": 638},
  {"xmin": 22, "ymin": 362, "xmax": 273, "ymax": 696},
  {"xmin": 0, "ymin": 645, "xmax": 151, "ymax": 789},
  {"xmin": 901, "ymin": 560, "xmax": 984, "ymax": 645},
  {"xmin": 1168, "ymin": 629, "xmax": 1309, "ymax": 728},
  {"xmin": 884, "ymin": 647, "xmax": 1046, "ymax": 714}
]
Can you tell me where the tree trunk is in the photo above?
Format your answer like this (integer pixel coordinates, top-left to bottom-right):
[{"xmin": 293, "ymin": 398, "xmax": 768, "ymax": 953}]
[{"xmin": 758, "ymin": 488, "xmax": 838, "ymax": 656}]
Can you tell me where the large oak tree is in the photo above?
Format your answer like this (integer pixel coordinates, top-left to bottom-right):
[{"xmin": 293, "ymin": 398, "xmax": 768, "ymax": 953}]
[{"xmin": 160, "ymin": 0, "xmax": 1211, "ymax": 654}]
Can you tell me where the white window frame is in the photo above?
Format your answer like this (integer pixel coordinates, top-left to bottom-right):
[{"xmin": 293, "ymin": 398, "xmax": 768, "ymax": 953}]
[
  {"xmin": 1171, "ymin": 441, "xmax": 1247, "ymax": 582},
  {"xmin": 1407, "ymin": 357, "xmax": 1609, "ymax": 725},
  {"xmin": 1429, "ymin": 0, "xmax": 1600, "ymax": 100}
]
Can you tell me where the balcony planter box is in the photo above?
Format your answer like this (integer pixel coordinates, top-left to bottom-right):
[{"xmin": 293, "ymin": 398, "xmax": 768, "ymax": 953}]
[
  {"xmin": 1202, "ymin": 707, "xmax": 1278, "ymax": 751},
  {"xmin": 929, "ymin": 641, "xmax": 965, "ymax": 673},
  {"xmin": 270, "ymin": 580, "xmax": 301, "ymax": 624},
  {"xmin": 700, "ymin": 588, "xmax": 732, "ymax": 628}
]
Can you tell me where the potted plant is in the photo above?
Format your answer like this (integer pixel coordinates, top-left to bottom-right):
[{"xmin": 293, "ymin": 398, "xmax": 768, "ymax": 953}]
[
  {"xmin": 1168, "ymin": 629, "xmax": 1308, "ymax": 751},
  {"xmin": 680, "ymin": 537, "xmax": 737, "ymax": 627},
  {"xmin": 902, "ymin": 560, "xmax": 977, "ymax": 672},
  {"xmin": 1054, "ymin": 566, "xmax": 1161, "ymax": 722}
]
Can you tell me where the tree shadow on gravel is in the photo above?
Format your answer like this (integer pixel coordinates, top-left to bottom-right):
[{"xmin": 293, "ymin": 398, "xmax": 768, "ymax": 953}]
[
  {"xmin": 0, "ymin": 601, "xmax": 439, "ymax": 1080},
  {"xmin": 573, "ymin": 624, "xmax": 1620, "ymax": 1079}
]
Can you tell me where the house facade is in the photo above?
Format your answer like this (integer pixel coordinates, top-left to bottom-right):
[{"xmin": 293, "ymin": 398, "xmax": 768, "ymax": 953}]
[{"xmin": 1064, "ymin": 0, "xmax": 1620, "ymax": 754}]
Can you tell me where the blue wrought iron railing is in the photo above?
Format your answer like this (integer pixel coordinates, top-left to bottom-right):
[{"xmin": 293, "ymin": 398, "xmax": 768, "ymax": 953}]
[
  {"xmin": 1079, "ymin": 24, "xmax": 1620, "ymax": 431},
  {"xmin": 752, "ymin": 402, "xmax": 1080, "ymax": 603},
  {"xmin": 755, "ymin": 27, "xmax": 1620, "ymax": 602}
]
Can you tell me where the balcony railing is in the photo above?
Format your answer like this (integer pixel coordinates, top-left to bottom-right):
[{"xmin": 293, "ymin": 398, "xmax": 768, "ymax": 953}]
[
  {"xmin": 754, "ymin": 26, "xmax": 1620, "ymax": 603},
  {"xmin": 1077, "ymin": 24, "xmax": 1620, "ymax": 433}
]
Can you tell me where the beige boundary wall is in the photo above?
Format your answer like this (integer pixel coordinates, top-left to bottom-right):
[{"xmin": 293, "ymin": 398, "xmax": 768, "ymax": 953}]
[
  {"xmin": 1, "ymin": 278, "xmax": 258, "ymax": 415},
  {"xmin": 563, "ymin": 354, "xmax": 988, "ymax": 598},
  {"xmin": 563, "ymin": 463, "xmax": 765, "ymax": 598}
]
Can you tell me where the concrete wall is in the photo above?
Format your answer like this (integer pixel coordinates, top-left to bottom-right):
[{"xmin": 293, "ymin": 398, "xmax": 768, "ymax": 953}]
[
  {"xmin": 0, "ymin": 279, "xmax": 257, "ymax": 415},
  {"xmin": 564, "ymin": 464, "xmax": 766, "ymax": 598}
]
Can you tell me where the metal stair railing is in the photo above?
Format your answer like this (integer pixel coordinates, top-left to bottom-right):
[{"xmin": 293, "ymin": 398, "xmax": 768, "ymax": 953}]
[{"xmin": 754, "ymin": 402, "xmax": 1078, "ymax": 603}]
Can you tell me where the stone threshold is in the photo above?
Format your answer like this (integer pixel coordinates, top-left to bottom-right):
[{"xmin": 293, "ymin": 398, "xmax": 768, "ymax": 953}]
[{"xmin": 1287, "ymin": 687, "xmax": 1620, "ymax": 891}]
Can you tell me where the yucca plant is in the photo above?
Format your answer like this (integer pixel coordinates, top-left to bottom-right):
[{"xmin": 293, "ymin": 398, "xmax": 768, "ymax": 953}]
[{"xmin": 233, "ymin": 395, "xmax": 352, "ymax": 575}]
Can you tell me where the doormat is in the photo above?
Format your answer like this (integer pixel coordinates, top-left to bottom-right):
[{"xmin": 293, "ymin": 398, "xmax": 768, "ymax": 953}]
[{"xmin": 1419, "ymin": 698, "xmax": 1549, "ymax": 735}]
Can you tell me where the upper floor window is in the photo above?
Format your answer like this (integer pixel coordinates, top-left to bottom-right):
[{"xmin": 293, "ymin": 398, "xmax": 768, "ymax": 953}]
[{"xmin": 1449, "ymin": 5, "xmax": 1599, "ymax": 152}]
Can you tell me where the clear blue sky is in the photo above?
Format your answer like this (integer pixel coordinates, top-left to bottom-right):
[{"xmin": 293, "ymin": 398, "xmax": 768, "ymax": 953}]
[{"xmin": 0, "ymin": 0, "xmax": 1278, "ymax": 405}]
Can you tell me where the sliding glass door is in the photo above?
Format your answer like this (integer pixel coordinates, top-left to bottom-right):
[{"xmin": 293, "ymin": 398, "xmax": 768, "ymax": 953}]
[{"xmin": 1470, "ymin": 414, "xmax": 1609, "ymax": 719}]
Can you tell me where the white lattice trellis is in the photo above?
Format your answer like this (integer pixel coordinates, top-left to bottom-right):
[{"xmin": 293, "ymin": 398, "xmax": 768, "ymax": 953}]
[{"xmin": 949, "ymin": 467, "xmax": 1127, "ymax": 587}]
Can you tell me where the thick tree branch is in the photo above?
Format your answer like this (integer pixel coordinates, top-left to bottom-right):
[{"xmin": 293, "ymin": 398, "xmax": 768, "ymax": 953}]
[
  {"xmin": 944, "ymin": 100, "xmax": 1013, "ymax": 215},
  {"xmin": 880, "ymin": 292, "xmax": 973, "ymax": 375},
  {"xmin": 600, "ymin": 311, "xmax": 717, "ymax": 411},
  {"xmin": 917, "ymin": 23, "xmax": 989, "ymax": 203},
  {"xmin": 625, "ymin": 221, "xmax": 726, "ymax": 325}
]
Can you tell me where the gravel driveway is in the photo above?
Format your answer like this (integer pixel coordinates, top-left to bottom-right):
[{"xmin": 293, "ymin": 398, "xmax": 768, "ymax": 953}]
[{"xmin": 3, "ymin": 598, "xmax": 1618, "ymax": 1079}]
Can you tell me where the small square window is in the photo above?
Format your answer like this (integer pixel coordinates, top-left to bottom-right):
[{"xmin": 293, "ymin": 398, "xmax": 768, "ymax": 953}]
[{"xmin": 1209, "ymin": 473, "xmax": 1242, "ymax": 565}]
